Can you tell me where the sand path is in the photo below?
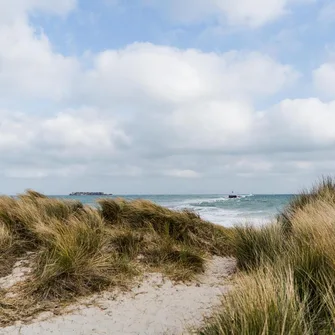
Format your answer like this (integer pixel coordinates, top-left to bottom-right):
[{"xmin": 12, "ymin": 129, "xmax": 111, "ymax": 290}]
[{"xmin": 0, "ymin": 257, "xmax": 235, "ymax": 335}]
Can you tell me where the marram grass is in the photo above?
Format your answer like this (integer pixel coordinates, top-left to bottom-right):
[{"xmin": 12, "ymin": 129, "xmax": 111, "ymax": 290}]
[
  {"xmin": 200, "ymin": 177, "xmax": 335, "ymax": 335},
  {"xmin": 4, "ymin": 178, "xmax": 335, "ymax": 333},
  {"xmin": 0, "ymin": 190, "xmax": 233, "ymax": 325}
]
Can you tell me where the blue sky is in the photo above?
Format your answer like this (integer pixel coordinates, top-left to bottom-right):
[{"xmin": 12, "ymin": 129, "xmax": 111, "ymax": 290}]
[
  {"xmin": 0, "ymin": 0, "xmax": 334, "ymax": 194},
  {"xmin": 33, "ymin": 1, "xmax": 332, "ymax": 62},
  {"xmin": 31, "ymin": 0, "xmax": 334, "ymax": 107}
]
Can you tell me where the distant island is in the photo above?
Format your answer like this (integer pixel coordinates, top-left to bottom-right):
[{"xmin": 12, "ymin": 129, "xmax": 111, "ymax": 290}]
[{"xmin": 69, "ymin": 192, "xmax": 113, "ymax": 196}]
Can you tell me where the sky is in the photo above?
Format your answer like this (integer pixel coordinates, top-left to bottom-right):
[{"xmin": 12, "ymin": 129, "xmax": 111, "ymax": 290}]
[{"xmin": 0, "ymin": 0, "xmax": 335, "ymax": 195}]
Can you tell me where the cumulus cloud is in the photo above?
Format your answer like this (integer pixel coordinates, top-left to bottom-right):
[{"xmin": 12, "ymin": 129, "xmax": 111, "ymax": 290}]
[
  {"xmin": 0, "ymin": 21, "xmax": 78, "ymax": 101},
  {"xmin": 0, "ymin": 34, "xmax": 329, "ymax": 189},
  {"xmin": 0, "ymin": 0, "xmax": 78, "ymax": 103},
  {"xmin": 168, "ymin": 100, "xmax": 253, "ymax": 152},
  {"xmin": 80, "ymin": 43, "xmax": 297, "ymax": 105},
  {"xmin": 266, "ymin": 98, "xmax": 335, "ymax": 145},
  {"xmin": 0, "ymin": 107, "xmax": 129, "ymax": 181}
]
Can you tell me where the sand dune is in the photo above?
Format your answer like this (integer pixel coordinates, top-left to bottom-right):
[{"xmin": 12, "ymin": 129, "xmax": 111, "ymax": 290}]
[{"xmin": 0, "ymin": 257, "xmax": 235, "ymax": 335}]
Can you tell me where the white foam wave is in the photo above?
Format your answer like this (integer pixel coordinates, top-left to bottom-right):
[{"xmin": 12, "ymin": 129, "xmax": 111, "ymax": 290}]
[
  {"xmin": 158, "ymin": 194, "xmax": 279, "ymax": 228},
  {"xmin": 181, "ymin": 197, "xmax": 229, "ymax": 206},
  {"xmin": 166, "ymin": 203, "xmax": 273, "ymax": 228}
]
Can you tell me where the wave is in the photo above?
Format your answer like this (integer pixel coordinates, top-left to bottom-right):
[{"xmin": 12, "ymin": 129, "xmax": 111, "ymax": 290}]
[
  {"xmin": 187, "ymin": 198, "xmax": 229, "ymax": 207},
  {"xmin": 190, "ymin": 207, "xmax": 272, "ymax": 227},
  {"xmin": 164, "ymin": 194, "xmax": 281, "ymax": 227},
  {"xmin": 175, "ymin": 194, "xmax": 254, "ymax": 208}
]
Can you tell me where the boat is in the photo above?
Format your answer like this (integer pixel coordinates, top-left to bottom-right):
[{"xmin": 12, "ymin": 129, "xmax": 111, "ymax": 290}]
[
  {"xmin": 228, "ymin": 194, "xmax": 238, "ymax": 198},
  {"xmin": 228, "ymin": 192, "xmax": 240, "ymax": 199}
]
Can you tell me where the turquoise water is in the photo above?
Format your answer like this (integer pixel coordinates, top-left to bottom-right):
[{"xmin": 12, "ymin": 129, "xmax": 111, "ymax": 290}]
[{"xmin": 51, "ymin": 194, "xmax": 293, "ymax": 227}]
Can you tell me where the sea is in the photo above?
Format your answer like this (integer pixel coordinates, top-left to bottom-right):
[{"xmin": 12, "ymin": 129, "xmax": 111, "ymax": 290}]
[{"xmin": 52, "ymin": 194, "xmax": 294, "ymax": 227}]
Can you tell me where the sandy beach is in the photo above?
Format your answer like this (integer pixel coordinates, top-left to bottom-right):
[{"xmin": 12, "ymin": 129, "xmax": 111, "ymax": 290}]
[{"xmin": 0, "ymin": 257, "xmax": 236, "ymax": 335}]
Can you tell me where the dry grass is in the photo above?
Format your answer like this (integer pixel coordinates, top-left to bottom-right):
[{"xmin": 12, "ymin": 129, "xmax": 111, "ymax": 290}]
[
  {"xmin": 27, "ymin": 208, "xmax": 136, "ymax": 300},
  {"xmin": 0, "ymin": 224, "xmax": 13, "ymax": 250},
  {"xmin": 97, "ymin": 197, "xmax": 233, "ymax": 281},
  {"xmin": 231, "ymin": 223, "xmax": 286, "ymax": 271},
  {"xmin": 0, "ymin": 190, "xmax": 232, "ymax": 326},
  {"xmin": 278, "ymin": 176, "xmax": 335, "ymax": 231},
  {"xmin": 0, "ymin": 222, "xmax": 16, "ymax": 276},
  {"xmin": 143, "ymin": 238, "xmax": 206, "ymax": 280},
  {"xmin": 200, "ymin": 178, "xmax": 335, "ymax": 334},
  {"xmin": 98, "ymin": 198, "xmax": 232, "ymax": 255},
  {"xmin": 200, "ymin": 266, "xmax": 311, "ymax": 335}
]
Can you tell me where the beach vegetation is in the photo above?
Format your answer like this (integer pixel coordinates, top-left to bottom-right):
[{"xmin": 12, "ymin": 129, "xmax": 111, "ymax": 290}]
[
  {"xmin": 200, "ymin": 177, "xmax": 335, "ymax": 334},
  {"xmin": 0, "ymin": 190, "xmax": 232, "ymax": 325}
]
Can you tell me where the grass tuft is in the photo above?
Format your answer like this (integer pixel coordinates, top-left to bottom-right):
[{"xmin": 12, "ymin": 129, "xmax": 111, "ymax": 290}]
[
  {"xmin": 201, "ymin": 178, "xmax": 335, "ymax": 334},
  {"xmin": 278, "ymin": 176, "xmax": 335, "ymax": 230},
  {"xmin": 28, "ymin": 208, "xmax": 135, "ymax": 299},
  {"xmin": 143, "ymin": 238, "xmax": 206, "ymax": 280},
  {"xmin": 0, "ymin": 191, "xmax": 231, "ymax": 325},
  {"xmin": 108, "ymin": 228, "xmax": 143, "ymax": 259},
  {"xmin": 199, "ymin": 266, "xmax": 311, "ymax": 335},
  {"xmin": 232, "ymin": 223, "xmax": 287, "ymax": 271},
  {"xmin": 98, "ymin": 198, "xmax": 232, "ymax": 255},
  {"xmin": 0, "ymin": 222, "xmax": 16, "ymax": 276}
]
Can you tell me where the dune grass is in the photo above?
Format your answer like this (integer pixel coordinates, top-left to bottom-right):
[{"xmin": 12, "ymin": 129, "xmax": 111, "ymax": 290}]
[
  {"xmin": 231, "ymin": 223, "xmax": 286, "ymax": 271},
  {"xmin": 8, "ymin": 179, "xmax": 335, "ymax": 333},
  {"xmin": 98, "ymin": 198, "xmax": 231, "ymax": 256},
  {"xmin": 28, "ymin": 209, "xmax": 136, "ymax": 300},
  {"xmin": 200, "ymin": 177, "xmax": 335, "ymax": 334},
  {"xmin": 200, "ymin": 266, "xmax": 311, "ymax": 335},
  {"xmin": 0, "ymin": 222, "xmax": 16, "ymax": 276},
  {"xmin": 0, "ymin": 191, "xmax": 232, "ymax": 325},
  {"xmin": 278, "ymin": 176, "xmax": 335, "ymax": 232}
]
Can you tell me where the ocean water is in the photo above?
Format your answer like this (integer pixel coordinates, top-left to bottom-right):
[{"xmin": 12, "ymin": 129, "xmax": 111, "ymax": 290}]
[{"xmin": 52, "ymin": 194, "xmax": 294, "ymax": 227}]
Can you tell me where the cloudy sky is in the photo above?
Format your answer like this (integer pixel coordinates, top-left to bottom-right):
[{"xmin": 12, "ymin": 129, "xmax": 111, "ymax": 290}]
[{"xmin": 0, "ymin": 0, "xmax": 334, "ymax": 195}]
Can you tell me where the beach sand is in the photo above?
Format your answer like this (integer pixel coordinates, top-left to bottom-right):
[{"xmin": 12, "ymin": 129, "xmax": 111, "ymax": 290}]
[{"xmin": 0, "ymin": 256, "xmax": 236, "ymax": 335}]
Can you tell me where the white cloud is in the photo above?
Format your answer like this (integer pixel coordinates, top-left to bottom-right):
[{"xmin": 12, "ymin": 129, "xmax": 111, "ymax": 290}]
[
  {"xmin": 82, "ymin": 43, "xmax": 297, "ymax": 105},
  {"xmin": 0, "ymin": 0, "xmax": 77, "ymax": 23},
  {"xmin": 4, "ymin": 165, "xmax": 86, "ymax": 179},
  {"xmin": 261, "ymin": 98, "xmax": 335, "ymax": 153},
  {"xmin": 157, "ymin": 97, "xmax": 335, "ymax": 157},
  {"xmin": 164, "ymin": 169, "xmax": 201, "ymax": 178},
  {"xmin": 0, "ymin": 0, "xmax": 78, "ymax": 102},
  {"xmin": 313, "ymin": 62, "xmax": 335, "ymax": 98},
  {"xmin": 39, "ymin": 109, "xmax": 130, "ymax": 158},
  {"xmin": 28, "ymin": 0, "xmax": 77, "ymax": 16},
  {"xmin": 0, "ymin": 108, "xmax": 129, "ymax": 164},
  {"xmin": 235, "ymin": 159, "xmax": 273, "ymax": 172},
  {"xmin": 169, "ymin": 100, "xmax": 253, "ymax": 151},
  {"xmin": 215, "ymin": 0, "xmax": 288, "ymax": 27},
  {"xmin": 142, "ymin": 0, "xmax": 315, "ymax": 27},
  {"xmin": 0, "ymin": 35, "xmax": 326, "ymax": 187},
  {"xmin": 272, "ymin": 98, "xmax": 335, "ymax": 141},
  {"xmin": 0, "ymin": 20, "xmax": 79, "ymax": 101},
  {"xmin": 0, "ymin": 0, "xmax": 332, "ymax": 194}
]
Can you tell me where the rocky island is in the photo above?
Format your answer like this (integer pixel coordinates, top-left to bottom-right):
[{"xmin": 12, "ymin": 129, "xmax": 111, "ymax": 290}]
[{"xmin": 69, "ymin": 192, "xmax": 113, "ymax": 196}]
